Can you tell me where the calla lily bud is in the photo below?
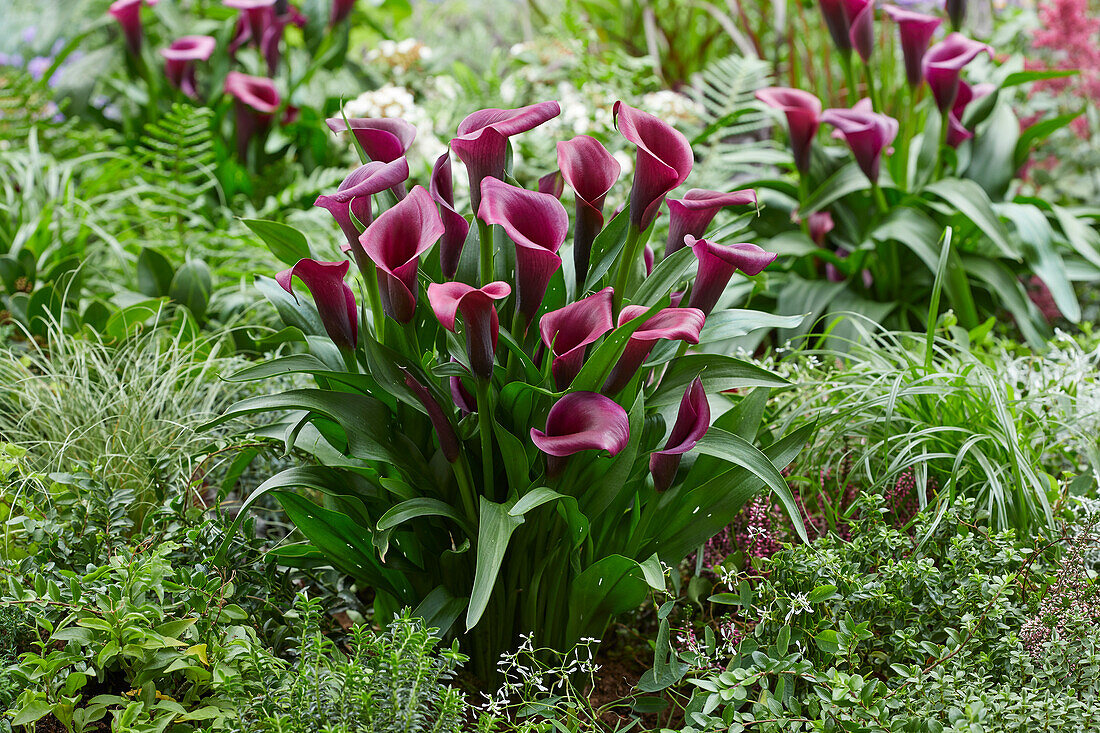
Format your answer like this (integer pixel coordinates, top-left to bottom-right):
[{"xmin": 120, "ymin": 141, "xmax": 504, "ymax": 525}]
[
  {"xmin": 430, "ymin": 152, "xmax": 471, "ymax": 279},
  {"xmin": 819, "ymin": 0, "xmax": 852, "ymax": 54},
  {"xmin": 478, "ymin": 178, "xmax": 568, "ymax": 325},
  {"xmin": 808, "ymin": 211, "xmax": 835, "ymax": 246},
  {"xmin": 276, "ymin": 259, "xmax": 358, "ymax": 351},
  {"xmin": 539, "ymin": 287, "xmax": 614, "ymax": 390},
  {"xmin": 666, "ymin": 189, "xmax": 757, "ymax": 258},
  {"xmin": 756, "ymin": 88, "xmax": 822, "ymax": 175},
  {"xmin": 359, "ymin": 186, "xmax": 445, "ymax": 324},
  {"xmin": 428, "ymin": 281, "xmax": 511, "ymax": 381},
  {"xmin": 531, "ymin": 392, "xmax": 630, "ymax": 477},
  {"xmin": 613, "ymin": 101, "xmax": 693, "ymax": 232},
  {"xmin": 557, "ymin": 135, "xmax": 621, "ymax": 286},
  {"xmin": 844, "ymin": 0, "xmax": 874, "ymax": 62},
  {"xmin": 687, "ymin": 236, "xmax": 777, "ymax": 316},
  {"xmin": 402, "ymin": 371, "xmax": 460, "ymax": 462},
  {"xmin": 946, "ymin": 0, "xmax": 967, "ymax": 30},
  {"xmin": 650, "ymin": 378, "xmax": 710, "ymax": 491},
  {"xmin": 602, "ymin": 306, "xmax": 705, "ymax": 395}
]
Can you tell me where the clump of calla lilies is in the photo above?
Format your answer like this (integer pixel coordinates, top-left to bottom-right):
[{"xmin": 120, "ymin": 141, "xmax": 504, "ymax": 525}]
[{"xmin": 212, "ymin": 96, "xmax": 810, "ymax": 681}]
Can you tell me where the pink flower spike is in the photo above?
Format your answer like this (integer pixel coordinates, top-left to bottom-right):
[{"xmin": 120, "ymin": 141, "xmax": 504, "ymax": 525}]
[
  {"xmin": 885, "ymin": 6, "xmax": 943, "ymax": 88},
  {"xmin": 359, "ymin": 186, "xmax": 445, "ymax": 324},
  {"xmin": 922, "ymin": 33, "xmax": 993, "ymax": 111},
  {"xmin": 276, "ymin": 259, "xmax": 358, "ymax": 351},
  {"xmin": 687, "ymin": 236, "xmax": 778, "ymax": 316},
  {"xmin": 531, "ymin": 392, "xmax": 630, "ymax": 476},
  {"xmin": 558, "ymin": 135, "xmax": 621, "ymax": 284},
  {"xmin": 450, "ymin": 101, "xmax": 561, "ymax": 212},
  {"xmin": 478, "ymin": 178, "xmax": 568, "ymax": 323},
  {"xmin": 822, "ymin": 102, "xmax": 899, "ymax": 183},
  {"xmin": 755, "ymin": 87, "xmax": 823, "ymax": 174},
  {"xmin": 650, "ymin": 377, "xmax": 710, "ymax": 491},
  {"xmin": 666, "ymin": 189, "xmax": 757, "ymax": 258},
  {"xmin": 430, "ymin": 152, "xmax": 471, "ymax": 279},
  {"xmin": 314, "ymin": 158, "xmax": 411, "ymax": 254},
  {"xmin": 428, "ymin": 281, "xmax": 511, "ymax": 380},
  {"xmin": 539, "ymin": 287, "xmax": 614, "ymax": 390},
  {"xmin": 613, "ymin": 101, "xmax": 693, "ymax": 232},
  {"xmin": 161, "ymin": 35, "xmax": 216, "ymax": 99},
  {"xmin": 602, "ymin": 306, "xmax": 705, "ymax": 395}
]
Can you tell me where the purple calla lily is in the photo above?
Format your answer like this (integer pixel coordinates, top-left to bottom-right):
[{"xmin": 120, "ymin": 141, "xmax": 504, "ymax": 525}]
[
  {"xmin": 531, "ymin": 391, "xmax": 630, "ymax": 477},
  {"xmin": 602, "ymin": 306, "xmax": 705, "ymax": 395},
  {"xmin": 109, "ymin": 0, "xmax": 157, "ymax": 55},
  {"xmin": 451, "ymin": 373, "xmax": 476, "ymax": 415},
  {"xmin": 451, "ymin": 102, "xmax": 561, "ymax": 212},
  {"xmin": 922, "ymin": 33, "xmax": 992, "ymax": 111},
  {"xmin": 326, "ymin": 117, "xmax": 417, "ymax": 163},
  {"xmin": 687, "ymin": 236, "xmax": 778, "ymax": 316},
  {"xmin": 613, "ymin": 102, "xmax": 693, "ymax": 232},
  {"xmin": 946, "ymin": 80, "xmax": 993, "ymax": 147},
  {"xmin": 538, "ymin": 171, "xmax": 565, "ymax": 199},
  {"xmin": 359, "ymin": 186, "xmax": 445, "ymax": 324},
  {"xmin": 650, "ymin": 378, "xmax": 710, "ymax": 491},
  {"xmin": 428, "ymin": 281, "xmax": 511, "ymax": 380},
  {"xmin": 666, "ymin": 189, "xmax": 757, "ymax": 258},
  {"xmin": 822, "ymin": 100, "xmax": 899, "ymax": 183},
  {"xmin": 478, "ymin": 178, "xmax": 568, "ymax": 324},
  {"xmin": 224, "ymin": 71, "xmax": 280, "ymax": 159},
  {"xmin": 331, "ymin": 0, "xmax": 356, "ymax": 24},
  {"xmin": 844, "ymin": 0, "xmax": 875, "ymax": 62},
  {"xmin": 314, "ymin": 159, "xmax": 410, "ymax": 257},
  {"xmin": 258, "ymin": 7, "xmax": 306, "ymax": 76},
  {"xmin": 430, "ymin": 153, "xmax": 471, "ymax": 279},
  {"xmin": 885, "ymin": 6, "xmax": 943, "ymax": 88},
  {"xmin": 755, "ymin": 88, "xmax": 822, "ymax": 175},
  {"xmin": 820, "ymin": 0, "xmax": 852, "ymax": 54},
  {"xmin": 402, "ymin": 371, "xmax": 459, "ymax": 462},
  {"xmin": 539, "ymin": 287, "xmax": 614, "ymax": 390},
  {"xmin": 808, "ymin": 211, "xmax": 835, "ymax": 246},
  {"xmin": 161, "ymin": 36, "xmax": 216, "ymax": 100},
  {"xmin": 557, "ymin": 135, "xmax": 621, "ymax": 286},
  {"xmin": 276, "ymin": 259, "xmax": 358, "ymax": 351}
]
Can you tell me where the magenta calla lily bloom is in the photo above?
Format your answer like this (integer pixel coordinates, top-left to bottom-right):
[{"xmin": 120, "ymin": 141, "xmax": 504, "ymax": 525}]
[
  {"xmin": 226, "ymin": 0, "xmax": 274, "ymax": 55},
  {"xmin": 820, "ymin": 0, "xmax": 852, "ymax": 54},
  {"xmin": 756, "ymin": 88, "xmax": 822, "ymax": 175},
  {"xmin": 539, "ymin": 287, "xmax": 614, "ymax": 390},
  {"xmin": 650, "ymin": 378, "xmax": 710, "ymax": 492},
  {"xmin": 602, "ymin": 306, "xmax": 705, "ymax": 395},
  {"xmin": 844, "ymin": 0, "xmax": 874, "ymax": 61},
  {"xmin": 428, "ymin": 281, "xmax": 511, "ymax": 380},
  {"xmin": 331, "ymin": 0, "xmax": 356, "ymax": 24},
  {"xmin": 403, "ymin": 371, "xmax": 459, "ymax": 463},
  {"xmin": 161, "ymin": 35, "xmax": 216, "ymax": 100},
  {"xmin": 430, "ymin": 153, "xmax": 471, "ymax": 279},
  {"xmin": 688, "ymin": 236, "xmax": 778, "ymax": 316},
  {"xmin": 315, "ymin": 159, "xmax": 410, "ymax": 255},
  {"xmin": 922, "ymin": 33, "xmax": 992, "ymax": 111},
  {"xmin": 359, "ymin": 186, "xmax": 445, "ymax": 324},
  {"xmin": 822, "ymin": 100, "xmax": 899, "ymax": 183},
  {"xmin": 451, "ymin": 102, "xmax": 561, "ymax": 212},
  {"xmin": 538, "ymin": 171, "xmax": 565, "ymax": 199},
  {"xmin": 109, "ymin": 0, "xmax": 157, "ymax": 55},
  {"xmin": 946, "ymin": 80, "xmax": 993, "ymax": 147},
  {"xmin": 614, "ymin": 102, "xmax": 693, "ymax": 232},
  {"xmin": 276, "ymin": 259, "xmax": 358, "ymax": 351},
  {"xmin": 666, "ymin": 189, "xmax": 757, "ymax": 258},
  {"xmin": 885, "ymin": 6, "xmax": 943, "ymax": 88},
  {"xmin": 808, "ymin": 211, "xmax": 835, "ymax": 246},
  {"xmin": 557, "ymin": 135, "xmax": 621, "ymax": 285},
  {"xmin": 478, "ymin": 178, "xmax": 568, "ymax": 324},
  {"xmin": 531, "ymin": 391, "xmax": 630, "ymax": 476},
  {"xmin": 326, "ymin": 117, "xmax": 417, "ymax": 164},
  {"xmin": 224, "ymin": 71, "xmax": 280, "ymax": 159}
]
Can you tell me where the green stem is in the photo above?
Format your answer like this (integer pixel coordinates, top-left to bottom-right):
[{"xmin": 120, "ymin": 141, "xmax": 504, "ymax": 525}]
[
  {"xmin": 477, "ymin": 219, "xmax": 494, "ymax": 286},
  {"xmin": 612, "ymin": 224, "xmax": 643, "ymax": 317},
  {"xmin": 863, "ymin": 60, "xmax": 879, "ymax": 111},
  {"xmin": 475, "ymin": 380, "xmax": 495, "ymax": 500},
  {"xmin": 841, "ymin": 51, "xmax": 858, "ymax": 105},
  {"xmin": 935, "ymin": 107, "xmax": 950, "ymax": 179},
  {"xmin": 361, "ymin": 261, "xmax": 385, "ymax": 344},
  {"xmin": 871, "ymin": 182, "xmax": 889, "ymax": 214},
  {"xmin": 453, "ymin": 456, "xmax": 479, "ymax": 528}
]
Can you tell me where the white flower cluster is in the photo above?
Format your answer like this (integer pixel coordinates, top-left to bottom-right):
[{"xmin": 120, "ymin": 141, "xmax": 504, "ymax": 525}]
[
  {"xmin": 479, "ymin": 633, "xmax": 601, "ymax": 718},
  {"xmin": 364, "ymin": 38, "xmax": 432, "ymax": 74},
  {"xmin": 340, "ymin": 85, "xmax": 446, "ymax": 163},
  {"xmin": 639, "ymin": 89, "xmax": 704, "ymax": 127}
]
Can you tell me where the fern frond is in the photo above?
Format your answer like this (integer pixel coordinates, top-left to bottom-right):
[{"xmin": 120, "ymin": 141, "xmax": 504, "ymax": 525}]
[{"xmin": 138, "ymin": 103, "xmax": 221, "ymax": 209}]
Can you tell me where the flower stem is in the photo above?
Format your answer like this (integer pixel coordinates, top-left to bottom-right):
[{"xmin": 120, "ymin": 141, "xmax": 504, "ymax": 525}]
[
  {"xmin": 935, "ymin": 107, "xmax": 951, "ymax": 178},
  {"xmin": 361, "ymin": 261, "xmax": 385, "ymax": 344},
  {"xmin": 871, "ymin": 182, "xmax": 889, "ymax": 214},
  {"xmin": 612, "ymin": 224, "xmax": 643, "ymax": 317},
  {"xmin": 453, "ymin": 455, "xmax": 479, "ymax": 527},
  {"xmin": 863, "ymin": 61, "xmax": 879, "ymax": 111},
  {"xmin": 478, "ymin": 219, "xmax": 494, "ymax": 287},
  {"xmin": 841, "ymin": 51, "xmax": 858, "ymax": 105},
  {"xmin": 475, "ymin": 380, "xmax": 495, "ymax": 500}
]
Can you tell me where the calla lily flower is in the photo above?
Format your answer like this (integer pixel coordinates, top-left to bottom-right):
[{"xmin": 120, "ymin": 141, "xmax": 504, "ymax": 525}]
[
  {"xmin": 531, "ymin": 391, "xmax": 630, "ymax": 476},
  {"xmin": 451, "ymin": 374, "xmax": 476, "ymax": 415},
  {"xmin": 946, "ymin": 81, "xmax": 993, "ymax": 148},
  {"xmin": 428, "ymin": 281, "xmax": 511, "ymax": 380},
  {"xmin": 225, "ymin": 0, "xmax": 274, "ymax": 56},
  {"xmin": 844, "ymin": 0, "xmax": 874, "ymax": 62},
  {"xmin": 614, "ymin": 102, "xmax": 693, "ymax": 232},
  {"xmin": 451, "ymin": 102, "xmax": 561, "ymax": 212},
  {"xmin": 755, "ymin": 88, "xmax": 822, "ymax": 175},
  {"xmin": 224, "ymin": 71, "xmax": 281, "ymax": 159},
  {"xmin": 687, "ymin": 236, "xmax": 778, "ymax": 316},
  {"xmin": 650, "ymin": 378, "xmax": 710, "ymax": 492},
  {"xmin": 558, "ymin": 135, "xmax": 621, "ymax": 285},
  {"xmin": 808, "ymin": 211, "xmax": 835, "ymax": 246},
  {"xmin": 276, "ymin": 259, "xmax": 358, "ymax": 351},
  {"xmin": 644, "ymin": 245, "xmax": 655, "ymax": 276},
  {"xmin": 314, "ymin": 159, "xmax": 410, "ymax": 257},
  {"xmin": 885, "ymin": 6, "xmax": 942, "ymax": 88},
  {"xmin": 331, "ymin": 0, "xmax": 356, "ymax": 24},
  {"xmin": 922, "ymin": 33, "xmax": 992, "ymax": 111},
  {"xmin": 161, "ymin": 36, "xmax": 216, "ymax": 100},
  {"xmin": 109, "ymin": 0, "xmax": 157, "ymax": 55},
  {"xmin": 430, "ymin": 153, "xmax": 471, "ymax": 279},
  {"xmin": 602, "ymin": 306, "xmax": 705, "ymax": 395},
  {"xmin": 326, "ymin": 117, "xmax": 417, "ymax": 164},
  {"xmin": 538, "ymin": 171, "xmax": 565, "ymax": 198},
  {"xmin": 822, "ymin": 100, "xmax": 899, "ymax": 183},
  {"xmin": 819, "ymin": 0, "xmax": 852, "ymax": 54},
  {"xmin": 478, "ymin": 178, "xmax": 568, "ymax": 324},
  {"xmin": 359, "ymin": 186, "xmax": 445, "ymax": 323},
  {"xmin": 666, "ymin": 189, "xmax": 757, "ymax": 258},
  {"xmin": 539, "ymin": 287, "xmax": 614, "ymax": 390},
  {"xmin": 403, "ymin": 371, "xmax": 459, "ymax": 462}
]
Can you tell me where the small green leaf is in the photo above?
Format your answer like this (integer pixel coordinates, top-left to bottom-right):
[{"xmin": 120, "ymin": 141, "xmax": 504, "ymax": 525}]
[{"xmin": 242, "ymin": 218, "xmax": 312, "ymax": 266}]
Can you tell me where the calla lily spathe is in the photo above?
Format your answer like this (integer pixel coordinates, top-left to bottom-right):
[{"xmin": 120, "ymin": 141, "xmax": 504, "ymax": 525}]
[
  {"xmin": 819, "ymin": 0, "xmax": 852, "ymax": 54},
  {"xmin": 531, "ymin": 391, "xmax": 630, "ymax": 476},
  {"xmin": 558, "ymin": 135, "xmax": 621, "ymax": 286},
  {"xmin": 822, "ymin": 100, "xmax": 899, "ymax": 183},
  {"xmin": 885, "ymin": 6, "xmax": 943, "ymax": 88},
  {"xmin": 756, "ymin": 87, "xmax": 822, "ymax": 175},
  {"xmin": 922, "ymin": 33, "xmax": 992, "ymax": 111},
  {"xmin": 276, "ymin": 259, "xmax": 358, "ymax": 351},
  {"xmin": 844, "ymin": 0, "xmax": 875, "ymax": 62},
  {"xmin": 946, "ymin": 80, "xmax": 994, "ymax": 148},
  {"xmin": 687, "ymin": 236, "xmax": 778, "ymax": 316},
  {"xmin": 326, "ymin": 117, "xmax": 418, "ymax": 163},
  {"xmin": 430, "ymin": 152, "xmax": 471, "ymax": 279},
  {"xmin": 109, "ymin": 0, "xmax": 157, "ymax": 55},
  {"xmin": 428, "ymin": 281, "xmax": 511, "ymax": 381},
  {"xmin": 314, "ymin": 158, "xmax": 411, "ymax": 253},
  {"xmin": 602, "ymin": 306, "xmax": 705, "ymax": 395},
  {"xmin": 539, "ymin": 287, "xmax": 614, "ymax": 390},
  {"xmin": 224, "ymin": 71, "xmax": 280, "ymax": 159},
  {"xmin": 161, "ymin": 36, "xmax": 216, "ymax": 100},
  {"xmin": 402, "ymin": 371, "xmax": 460, "ymax": 462},
  {"xmin": 650, "ymin": 378, "xmax": 710, "ymax": 491},
  {"xmin": 666, "ymin": 189, "xmax": 757, "ymax": 257},
  {"xmin": 614, "ymin": 101, "xmax": 693, "ymax": 232}
]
